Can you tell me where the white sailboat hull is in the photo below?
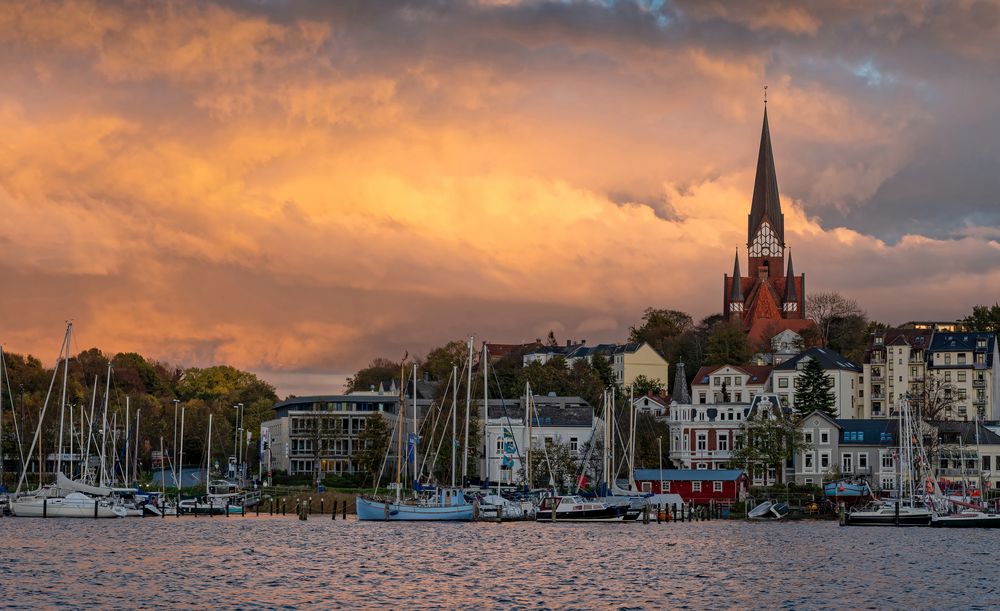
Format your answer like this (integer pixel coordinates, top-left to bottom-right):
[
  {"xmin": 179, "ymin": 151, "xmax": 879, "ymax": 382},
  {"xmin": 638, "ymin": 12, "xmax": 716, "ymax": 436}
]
[{"xmin": 11, "ymin": 493, "xmax": 124, "ymax": 518}]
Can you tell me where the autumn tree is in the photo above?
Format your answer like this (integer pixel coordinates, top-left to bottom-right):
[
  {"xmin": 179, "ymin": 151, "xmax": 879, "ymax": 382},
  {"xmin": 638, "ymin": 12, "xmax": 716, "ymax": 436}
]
[
  {"xmin": 346, "ymin": 357, "xmax": 403, "ymax": 393},
  {"xmin": 629, "ymin": 308, "xmax": 693, "ymax": 359},
  {"xmin": 807, "ymin": 292, "xmax": 864, "ymax": 347},
  {"xmin": 630, "ymin": 375, "xmax": 664, "ymax": 397},
  {"xmin": 729, "ymin": 409, "xmax": 808, "ymax": 485},
  {"xmin": 356, "ymin": 413, "xmax": 392, "ymax": 486},
  {"xmin": 704, "ymin": 322, "xmax": 752, "ymax": 365}
]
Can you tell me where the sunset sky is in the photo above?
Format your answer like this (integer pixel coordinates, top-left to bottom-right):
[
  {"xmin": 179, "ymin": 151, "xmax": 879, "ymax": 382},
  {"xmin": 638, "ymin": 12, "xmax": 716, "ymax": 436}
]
[{"xmin": 2, "ymin": 1, "xmax": 998, "ymax": 396}]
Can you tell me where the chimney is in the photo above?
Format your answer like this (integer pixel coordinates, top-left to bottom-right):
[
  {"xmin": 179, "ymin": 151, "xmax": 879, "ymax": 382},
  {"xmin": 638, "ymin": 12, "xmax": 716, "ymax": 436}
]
[
  {"xmin": 566, "ymin": 340, "xmax": 571, "ymax": 347},
  {"xmin": 581, "ymin": 339, "xmax": 586, "ymax": 345}
]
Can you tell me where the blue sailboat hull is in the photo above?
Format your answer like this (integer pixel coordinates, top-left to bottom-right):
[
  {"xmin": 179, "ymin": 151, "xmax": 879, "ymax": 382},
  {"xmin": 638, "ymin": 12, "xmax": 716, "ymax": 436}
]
[{"xmin": 355, "ymin": 496, "xmax": 473, "ymax": 521}]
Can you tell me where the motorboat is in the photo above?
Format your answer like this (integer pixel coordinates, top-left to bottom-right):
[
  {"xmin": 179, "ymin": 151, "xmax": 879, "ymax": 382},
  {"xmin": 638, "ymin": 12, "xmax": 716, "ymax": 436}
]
[
  {"xmin": 931, "ymin": 510, "xmax": 1000, "ymax": 528},
  {"xmin": 479, "ymin": 493, "xmax": 534, "ymax": 520},
  {"xmin": 535, "ymin": 495, "xmax": 626, "ymax": 522},
  {"xmin": 748, "ymin": 501, "xmax": 790, "ymax": 520}
]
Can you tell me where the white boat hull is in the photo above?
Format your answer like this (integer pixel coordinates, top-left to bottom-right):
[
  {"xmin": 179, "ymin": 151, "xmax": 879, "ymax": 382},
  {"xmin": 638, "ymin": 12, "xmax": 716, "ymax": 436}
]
[
  {"xmin": 11, "ymin": 493, "xmax": 124, "ymax": 518},
  {"xmin": 356, "ymin": 496, "xmax": 473, "ymax": 521}
]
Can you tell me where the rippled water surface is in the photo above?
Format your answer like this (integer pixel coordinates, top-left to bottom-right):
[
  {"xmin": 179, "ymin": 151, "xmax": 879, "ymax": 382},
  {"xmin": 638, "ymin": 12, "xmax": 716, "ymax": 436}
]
[{"xmin": 2, "ymin": 515, "xmax": 999, "ymax": 609}]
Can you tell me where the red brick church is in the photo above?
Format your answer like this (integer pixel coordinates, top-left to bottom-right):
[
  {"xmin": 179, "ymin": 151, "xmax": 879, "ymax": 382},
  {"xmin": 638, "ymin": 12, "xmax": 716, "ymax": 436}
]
[{"xmin": 724, "ymin": 107, "xmax": 814, "ymax": 346}]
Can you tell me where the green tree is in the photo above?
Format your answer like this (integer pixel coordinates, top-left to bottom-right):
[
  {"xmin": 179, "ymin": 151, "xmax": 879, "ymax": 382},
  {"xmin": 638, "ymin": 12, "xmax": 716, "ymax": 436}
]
[
  {"xmin": 720, "ymin": 381, "xmax": 731, "ymax": 403},
  {"xmin": 729, "ymin": 408, "xmax": 808, "ymax": 485},
  {"xmin": 629, "ymin": 308, "xmax": 693, "ymax": 358},
  {"xmin": 794, "ymin": 358, "xmax": 836, "ymax": 417},
  {"xmin": 964, "ymin": 303, "xmax": 1000, "ymax": 333},
  {"xmin": 630, "ymin": 375, "xmax": 664, "ymax": 397},
  {"xmin": 356, "ymin": 413, "xmax": 391, "ymax": 486},
  {"xmin": 421, "ymin": 341, "xmax": 467, "ymax": 383},
  {"xmin": 633, "ymin": 413, "xmax": 670, "ymax": 469},
  {"xmin": 345, "ymin": 357, "xmax": 402, "ymax": 393},
  {"xmin": 826, "ymin": 314, "xmax": 869, "ymax": 363},
  {"xmin": 590, "ymin": 353, "xmax": 615, "ymax": 388},
  {"xmin": 524, "ymin": 441, "xmax": 579, "ymax": 491},
  {"xmin": 704, "ymin": 322, "xmax": 752, "ymax": 365}
]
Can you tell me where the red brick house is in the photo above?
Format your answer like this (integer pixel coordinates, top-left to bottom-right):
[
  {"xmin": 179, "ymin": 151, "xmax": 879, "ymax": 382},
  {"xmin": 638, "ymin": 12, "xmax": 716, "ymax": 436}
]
[{"xmin": 633, "ymin": 469, "xmax": 749, "ymax": 505}]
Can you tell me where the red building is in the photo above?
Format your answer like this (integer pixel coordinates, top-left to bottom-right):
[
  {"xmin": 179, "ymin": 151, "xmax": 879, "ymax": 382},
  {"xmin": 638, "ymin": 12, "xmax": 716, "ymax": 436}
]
[
  {"xmin": 723, "ymin": 106, "xmax": 815, "ymax": 346},
  {"xmin": 633, "ymin": 469, "xmax": 749, "ymax": 505}
]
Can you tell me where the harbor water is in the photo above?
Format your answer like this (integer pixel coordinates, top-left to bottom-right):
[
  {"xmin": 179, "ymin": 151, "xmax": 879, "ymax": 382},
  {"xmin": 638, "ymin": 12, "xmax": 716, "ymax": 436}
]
[{"xmin": 1, "ymin": 516, "xmax": 998, "ymax": 609}]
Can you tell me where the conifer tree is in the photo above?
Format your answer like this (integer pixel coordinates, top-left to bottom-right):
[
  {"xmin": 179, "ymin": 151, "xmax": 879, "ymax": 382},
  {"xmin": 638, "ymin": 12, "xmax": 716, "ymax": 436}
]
[{"xmin": 794, "ymin": 357, "xmax": 836, "ymax": 417}]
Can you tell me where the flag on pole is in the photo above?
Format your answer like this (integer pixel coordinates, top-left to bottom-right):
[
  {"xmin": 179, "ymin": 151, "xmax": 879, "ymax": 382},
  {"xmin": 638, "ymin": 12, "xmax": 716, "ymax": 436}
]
[{"xmin": 407, "ymin": 433, "xmax": 419, "ymax": 463}]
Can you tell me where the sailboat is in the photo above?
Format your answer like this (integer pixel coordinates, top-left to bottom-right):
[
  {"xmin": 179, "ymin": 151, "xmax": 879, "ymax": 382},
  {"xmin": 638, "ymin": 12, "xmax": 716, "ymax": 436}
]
[
  {"xmin": 10, "ymin": 323, "xmax": 126, "ymax": 518},
  {"xmin": 357, "ymin": 360, "xmax": 473, "ymax": 521},
  {"xmin": 931, "ymin": 414, "xmax": 1000, "ymax": 528},
  {"xmin": 846, "ymin": 396, "xmax": 936, "ymax": 526}
]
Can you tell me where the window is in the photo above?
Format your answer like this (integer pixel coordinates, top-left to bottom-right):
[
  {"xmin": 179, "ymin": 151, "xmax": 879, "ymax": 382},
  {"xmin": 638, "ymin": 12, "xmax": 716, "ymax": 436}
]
[
  {"xmin": 958, "ymin": 353, "xmax": 966, "ymax": 364},
  {"xmin": 958, "ymin": 371, "xmax": 967, "ymax": 382},
  {"xmin": 714, "ymin": 376, "xmax": 721, "ymax": 386},
  {"xmin": 697, "ymin": 433, "xmax": 707, "ymax": 451},
  {"xmin": 697, "ymin": 463, "xmax": 708, "ymax": 470},
  {"xmin": 692, "ymin": 481, "xmax": 702, "ymax": 492},
  {"xmin": 820, "ymin": 431, "xmax": 829, "ymax": 444},
  {"xmin": 945, "ymin": 354, "xmax": 952, "ymax": 365},
  {"xmin": 984, "ymin": 456, "xmax": 991, "ymax": 471},
  {"xmin": 804, "ymin": 478, "xmax": 814, "ymax": 485},
  {"xmin": 570, "ymin": 437, "xmax": 578, "ymax": 453},
  {"xmin": 804, "ymin": 432, "xmax": 813, "ymax": 444},
  {"xmin": 718, "ymin": 436, "xmax": 729, "ymax": 452},
  {"xmin": 842, "ymin": 454, "xmax": 853, "ymax": 473},
  {"xmin": 735, "ymin": 392, "xmax": 742, "ymax": 402},
  {"xmin": 699, "ymin": 393, "xmax": 707, "ymax": 404},
  {"xmin": 779, "ymin": 378, "xmax": 789, "ymax": 389},
  {"xmin": 820, "ymin": 452, "xmax": 831, "ymax": 469},
  {"xmin": 714, "ymin": 481, "xmax": 723, "ymax": 492},
  {"xmin": 642, "ymin": 482, "xmax": 652, "ymax": 493},
  {"xmin": 858, "ymin": 453, "xmax": 868, "ymax": 470},
  {"xmin": 663, "ymin": 482, "xmax": 670, "ymax": 492},
  {"xmin": 804, "ymin": 453, "xmax": 814, "ymax": 470}
]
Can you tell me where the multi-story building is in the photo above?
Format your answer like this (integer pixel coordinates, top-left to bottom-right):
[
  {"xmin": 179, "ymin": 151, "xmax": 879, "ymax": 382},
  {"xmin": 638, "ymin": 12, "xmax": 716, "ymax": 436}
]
[
  {"xmin": 690, "ymin": 364, "xmax": 772, "ymax": 405},
  {"xmin": 632, "ymin": 392, "xmax": 669, "ymax": 417},
  {"xmin": 261, "ymin": 383, "xmax": 433, "ymax": 479},
  {"xmin": 667, "ymin": 393, "xmax": 784, "ymax": 473},
  {"xmin": 772, "ymin": 347, "xmax": 862, "ymax": 418},
  {"xmin": 933, "ymin": 420, "xmax": 1000, "ymax": 491},
  {"xmin": 793, "ymin": 415, "xmax": 898, "ymax": 490},
  {"xmin": 521, "ymin": 340, "xmax": 669, "ymax": 391},
  {"xmin": 481, "ymin": 395, "xmax": 595, "ymax": 486},
  {"xmin": 611, "ymin": 342, "xmax": 669, "ymax": 390},
  {"xmin": 927, "ymin": 332, "xmax": 1000, "ymax": 421},
  {"xmin": 862, "ymin": 328, "xmax": 932, "ymax": 419}
]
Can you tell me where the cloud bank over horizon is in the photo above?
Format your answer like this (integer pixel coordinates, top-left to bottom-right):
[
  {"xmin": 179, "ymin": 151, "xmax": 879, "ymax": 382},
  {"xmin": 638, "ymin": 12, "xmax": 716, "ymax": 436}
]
[{"xmin": 1, "ymin": 1, "xmax": 998, "ymax": 393}]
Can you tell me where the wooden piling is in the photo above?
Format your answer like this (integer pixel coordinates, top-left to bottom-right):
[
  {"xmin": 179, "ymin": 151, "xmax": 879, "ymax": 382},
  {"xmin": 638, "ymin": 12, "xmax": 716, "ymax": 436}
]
[
  {"xmin": 332, "ymin": 500, "xmax": 337, "ymax": 520},
  {"xmin": 342, "ymin": 500, "xmax": 347, "ymax": 519}
]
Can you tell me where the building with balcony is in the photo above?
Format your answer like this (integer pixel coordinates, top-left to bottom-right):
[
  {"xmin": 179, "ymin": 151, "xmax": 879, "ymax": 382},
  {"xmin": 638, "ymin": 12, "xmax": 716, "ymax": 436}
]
[
  {"xmin": 772, "ymin": 347, "xmax": 862, "ymax": 418},
  {"xmin": 261, "ymin": 382, "xmax": 433, "ymax": 479},
  {"xmin": 862, "ymin": 328, "xmax": 932, "ymax": 419},
  {"xmin": 481, "ymin": 395, "xmax": 595, "ymax": 486},
  {"xmin": 793, "ymin": 416, "xmax": 898, "ymax": 490},
  {"xmin": 690, "ymin": 364, "xmax": 772, "ymax": 405},
  {"xmin": 927, "ymin": 332, "xmax": 1000, "ymax": 421}
]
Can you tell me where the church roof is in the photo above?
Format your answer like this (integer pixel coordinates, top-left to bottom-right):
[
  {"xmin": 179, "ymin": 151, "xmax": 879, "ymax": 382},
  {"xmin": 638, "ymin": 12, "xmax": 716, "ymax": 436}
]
[{"xmin": 748, "ymin": 108, "xmax": 784, "ymax": 246}]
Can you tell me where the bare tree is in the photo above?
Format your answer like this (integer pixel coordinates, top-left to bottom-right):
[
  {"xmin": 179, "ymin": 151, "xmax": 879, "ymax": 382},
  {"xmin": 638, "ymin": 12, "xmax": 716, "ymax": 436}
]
[
  {"xmin": 919, "ymin": 374, "xmax": 958, "ymax": 422},
  {"xmin": 807, "ymin": 292, "xmax": 863, "ymax": 347}
]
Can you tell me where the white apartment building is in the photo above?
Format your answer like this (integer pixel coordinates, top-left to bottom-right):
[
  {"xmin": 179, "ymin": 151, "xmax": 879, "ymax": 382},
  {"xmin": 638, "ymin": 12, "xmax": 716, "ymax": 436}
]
[
  {"xmin": 862, "ymin": 328, "xmax": 931, "ymax": 419},
  {"xmin": 772, "ymin": 347, "xmax": 862, "ymax": 419},
  {"xmin": 690, "ymin": 364, "xmax": 772, "ymax": 405},
  {"xmin": 927, "ymin": 332, "xmax": 1000, "ymax": 421}
]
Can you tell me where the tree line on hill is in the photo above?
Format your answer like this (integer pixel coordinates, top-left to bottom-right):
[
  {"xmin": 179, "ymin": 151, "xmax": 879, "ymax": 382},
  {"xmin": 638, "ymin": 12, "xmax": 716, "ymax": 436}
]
[{"xmin": 0, "ymin": 347, "xmax": 276, "ymax": 486}]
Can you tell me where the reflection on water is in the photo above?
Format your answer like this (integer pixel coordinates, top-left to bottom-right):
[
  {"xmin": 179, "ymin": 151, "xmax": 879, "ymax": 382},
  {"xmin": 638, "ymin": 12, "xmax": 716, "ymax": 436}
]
[{"xmin": 1, "ymin": 516, "xmax": 998, "ymax": 609}]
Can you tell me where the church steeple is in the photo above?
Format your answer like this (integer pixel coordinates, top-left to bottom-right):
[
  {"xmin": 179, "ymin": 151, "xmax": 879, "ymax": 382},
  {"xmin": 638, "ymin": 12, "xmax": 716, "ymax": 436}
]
[
  {"xmin": 784, "ymin": 249, "xmax": 797, "ymax": 303},
  {"xmin": 748, "ymin": 107, "xmax": 784, "ymax": 249},
  {"xmin": 729, "ymin": 249, "xmax": 743, "ymax": 302}
]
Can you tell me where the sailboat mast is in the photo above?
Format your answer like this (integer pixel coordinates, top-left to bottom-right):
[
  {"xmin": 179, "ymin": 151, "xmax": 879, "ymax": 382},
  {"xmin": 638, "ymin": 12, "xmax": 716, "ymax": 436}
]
[
  {"xmin": 84, "ymin": 375, "xmax": 97, "ymax": 482},
  {"xmin": 206, "ymin": 413, "xmax": 213, "ymax": 495},
  {"xmin": 395, "ymin": 362, "xmax": 404, "ymax": 503},
  {"xmin": 412, "ymin": 363, "xmax": 418, "ymax": 492},
  {"xmin": 602, "ymin": 391, "xmax": 608, "ymax": 494},
  {"xmin": 451, "ymin": 365, "xmax": 458, "ymax": 488},
  {"xmin": 483, "ymin": 342, "xmax": 488, "ymax": 488},
  {"xmin": 179, "ymin": 407, "xmax": 185, "ymax": 489},
  {"xmin": 629, "ymin": 386, "xmax": 637, "ymax": 492},
  {"xmin": 462, "ymin": 336, "xmax": 473, "ymax": 486},
  {"xmin": 525, "ymin": 381, "xmax": 532, "ymax": 489},
  {"xmin": 100, "ymin": 364, "xmax": 111, "ymax": 488},
  {"xmin": 56, "ymin": 322, "xmax": 71, "ymax": 476},
  {"xmin": 124, "ymin": 397, "xmax": 130, "ymax": 485},
  {"xmin": 133, "ymin": 408, "xmax": 140, "ymax": 485}
]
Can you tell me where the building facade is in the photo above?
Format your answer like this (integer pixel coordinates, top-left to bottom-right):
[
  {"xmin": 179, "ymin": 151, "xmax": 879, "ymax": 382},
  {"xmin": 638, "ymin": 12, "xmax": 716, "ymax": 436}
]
[
  {"xmin": 612, "ymin": 342, "xmax": 670, "ymax": 390},
  {"xmin": 862, "ymin": 328, "xmax": 932, "ymax": 419},
  {"xmin": 772, "ymin": 347, "xmax": 862, "ymax": 418},
  {"xmin": 481, "ymin": 395, "xmax": 595, "ymax": 486},
  {"xmin": 690, "ymin": 364, "xmax": 772, "ymax": 405},
  {"xmin": 633, "ymin": 468, "xmax": 749, "ymax": 505},
  {"xmin": 927, "ymin": 332, "xmax": 1000, "ymax": 421}
]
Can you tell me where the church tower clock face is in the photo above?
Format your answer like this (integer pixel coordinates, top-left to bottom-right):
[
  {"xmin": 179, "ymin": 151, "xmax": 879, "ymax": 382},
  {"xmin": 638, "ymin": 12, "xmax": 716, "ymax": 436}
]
[{"xmin": 749, "ymin": 220, "xmax": 782, "ymax": 258}]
